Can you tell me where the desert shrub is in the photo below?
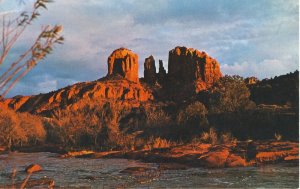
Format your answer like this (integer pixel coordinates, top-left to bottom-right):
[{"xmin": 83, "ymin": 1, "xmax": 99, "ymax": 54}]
[
  {"xmin": 200, "ymin": 75, "xmax": 256, "ymax": 113},
  {"xmin": 274, "ymin": 133, "xmax": 282, "ymax": 141},
  {"xmin": 219, "ymin": 132, "xmax": 237, "ymax": 144},
  {"xmin": 44, "ymin": 101, "xmax": 131, "ymax": 149},
  {"xmin": 118, "ymin": 105, "xmax": 174, "ymax": 144},
  {"xmin": 18, "ymin": 112, "xmax": 46, "ymax": 145},
  {"xmin": 0, "ymin": 107, "xmax": 45, "ymax": 149},
  {"xmin": 145, "ymin": 107, "xmax": 172, "ymax": 128},
  {"xmin": 174, "ymin": 101, "xmax": 209, "ymax": 141},
  {"xmin": 199, "ymin": 128, "xmax": 218, "ymax": 145},
  {"xmin": 44, "ymin": 106, "xmax": 101, "ymax": 147},
  {"xmin": 0, "ymin": 108, "xmax": 24, "ymax": 148},
  {"xmin": 119, "ymin": 106, "xmax": 147, "ymax": 134},
  {"xmin": 143, "ymin": 136, "xmax": 173, "ymax": 150},
  {"xmin": 44, "ymin": 120, "xmax": 69, "ymax": 145},
  {"xmin": 176, "ymin": 101, "xmax": 208, "ymax": 128}
]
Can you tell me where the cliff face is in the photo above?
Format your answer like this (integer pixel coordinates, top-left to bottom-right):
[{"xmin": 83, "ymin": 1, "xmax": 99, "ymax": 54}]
[
  {"xmin": 1, "ymin": 48, "xmax": 153, "ymax": 116},
  {"xmin": 1, "ymin": 79, "xmax": 154, "ymax": 115},
  {"xmin": 168, "ymin": 46, "xmax": 222, "ymax": 92},
  {"xmin": 107, "ymin": 48, "xmax": 139, "ymax": 83},
  {"xmin": 142, "ymin": 46, "xmax": 222, "ymax": 95},
  {"xmin": 1, "ymin": 46, "xmax": 222, "ymax": 115}
]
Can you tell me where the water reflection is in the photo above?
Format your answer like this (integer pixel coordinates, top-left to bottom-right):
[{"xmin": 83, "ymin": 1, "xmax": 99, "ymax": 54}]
[{"xmin": 0, "ymin": 152, "xmax": 298, "ymax": 188}]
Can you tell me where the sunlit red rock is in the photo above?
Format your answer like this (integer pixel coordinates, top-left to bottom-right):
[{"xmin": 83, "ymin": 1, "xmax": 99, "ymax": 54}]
[
  {"xmin": 168, "ymin": 46, "xmax": 222, "ymax": 91},
  {"xmin": 198, "ymin": 147, "xmax": 230, "ymax": 168},
  {"xmin": 225, "ymin": 154, "xmax": 247, "ymax": 167},
  {"xmin": 107, "ymin": 48, "xmax": 139, "ymax": 83},
  {"xmin": 25, "ymin": 164, "xmax": 42, "ymax": 173},
  {"xmin": 1, "ymin": 79, "xmax": 154, "ymax": 115}
]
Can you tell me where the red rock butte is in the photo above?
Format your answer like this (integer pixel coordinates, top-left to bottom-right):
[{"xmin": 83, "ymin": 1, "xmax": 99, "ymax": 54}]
[
  {"xmin": 107, "ymin": 48, "xmax": 139, "ymax": 83},
  {"xmin": 0, "ymin": 46, "xmax": 222, "ymax": 114},
  {"xmin": 142, "ymin": 46, "xmax": 222, "ymax": 94},
  {"xmin": 168, "ymin": 46, "xmax": 222, "ymax": 92}
]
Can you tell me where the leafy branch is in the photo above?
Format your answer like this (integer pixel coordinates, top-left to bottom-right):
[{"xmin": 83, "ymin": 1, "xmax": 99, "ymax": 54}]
[{"xmin": 0, "ymin": 0, "xmax": 63, "ymax": 98}]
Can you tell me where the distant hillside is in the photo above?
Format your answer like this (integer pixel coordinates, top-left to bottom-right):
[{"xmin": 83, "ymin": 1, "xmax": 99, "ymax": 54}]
[{"xmin": 249, "ymin": 71, "xmax": 299, "ymax": 107}]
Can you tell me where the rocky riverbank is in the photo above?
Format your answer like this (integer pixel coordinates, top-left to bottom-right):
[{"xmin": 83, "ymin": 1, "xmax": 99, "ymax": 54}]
[{"xmin": 60, "ymin": 140, "xmax": 299, "ymax": 169}]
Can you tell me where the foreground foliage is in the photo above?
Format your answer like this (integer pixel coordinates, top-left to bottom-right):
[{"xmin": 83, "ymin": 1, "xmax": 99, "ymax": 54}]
[
  {"xmin": 0, "ymin": 0, "xmax": 63, "ymax": 98},
  {"xmin": 0, "ymin": 107, "xmax": 45, "ymax": 149}
]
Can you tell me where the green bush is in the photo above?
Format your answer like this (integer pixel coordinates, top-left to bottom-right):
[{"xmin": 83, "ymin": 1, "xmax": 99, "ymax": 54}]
[
  {"xmin": 202, "ymin": 75, "xmax": 256, "ymax": 113},
  {"xmin": 176, "ymin": 101, "xmax": 208, "ymax": 128}
]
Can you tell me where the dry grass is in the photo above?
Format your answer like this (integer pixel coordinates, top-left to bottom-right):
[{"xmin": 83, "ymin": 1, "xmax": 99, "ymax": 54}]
[
  {"xmin": 220, "ymin": 132, "xmax": 237, "ymax": 144},
  {"xmin": 274, "ymin": 133, "xmax": 282, "ymax": 141},
  {"xmin": 143, "ymin": 137, "xmax": 173, "ymax": 150},
  {"xmin": 193, "ymin": 128, "xmax": 237, "ymax": 145},
  {"xmin": 199, "ymin": 128, "xmax": 218, "ymax": 145}
]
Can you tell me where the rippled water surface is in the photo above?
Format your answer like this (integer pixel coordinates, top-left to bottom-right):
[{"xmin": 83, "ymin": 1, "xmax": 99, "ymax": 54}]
[{"xmin": 0, "ymin": 152, "xmax": 298, "ymax": 188}]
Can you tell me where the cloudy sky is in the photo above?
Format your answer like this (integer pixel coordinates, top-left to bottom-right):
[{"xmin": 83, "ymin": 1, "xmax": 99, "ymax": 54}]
[{"xmin": 0, "ymin": 0, "xmax": 298, "ymax": 97}]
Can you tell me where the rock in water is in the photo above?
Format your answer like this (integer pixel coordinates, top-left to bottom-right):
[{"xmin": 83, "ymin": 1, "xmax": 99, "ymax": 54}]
[
  {"xmin": 107, "ymin": 48, "xmax": 139, "ymax": 83},
  {"xmin": 25, "ymin": 164, "xmax": 42, "ymax": 173}
]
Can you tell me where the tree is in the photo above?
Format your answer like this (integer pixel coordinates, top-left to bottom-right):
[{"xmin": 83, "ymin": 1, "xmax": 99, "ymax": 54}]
[
  {"xmin": 205, "ymin": 75, "xmax": 256, "ymax": 113},
  {"xmin": 0, "ymin": 106, "xmax": 46, "ymax": 149},
  {"xmin": 0, "ymin": 0, "xmax": 63, "ymax": 98},
  {"xmin": 176, "ymin": 101, "xmax": 208, "ymax": 128}
]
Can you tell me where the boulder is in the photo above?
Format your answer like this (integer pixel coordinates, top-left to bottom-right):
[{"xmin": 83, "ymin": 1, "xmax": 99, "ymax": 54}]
[
  {"xmin": 144, "ymin": 55, "xmax": 156, "ymax": 84},
  {"xmin": 107, "ymin": 48, "xmax": 139, "ymax": 83},
  {"xmin": 225, "ymin": 154, "xmax": 247, "ymax": 167},
  {"xmin": 25, "ymin": 164, "xmax": 42, "ymax": 173},
  {"xmin": 199, "ymin": 147, "xmax": 230, "ymax": 168}
]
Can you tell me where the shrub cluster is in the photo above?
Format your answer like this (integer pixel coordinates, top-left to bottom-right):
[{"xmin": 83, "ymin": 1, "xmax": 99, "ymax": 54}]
[{"xmin": 0, "ymin": 108, "xmax": 45, "ymax": 149}]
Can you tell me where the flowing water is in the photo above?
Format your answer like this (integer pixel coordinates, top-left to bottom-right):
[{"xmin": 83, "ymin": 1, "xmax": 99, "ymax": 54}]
[{"xmin": 0, "ymin": 152, "xmax": 298, "ymax": 188}]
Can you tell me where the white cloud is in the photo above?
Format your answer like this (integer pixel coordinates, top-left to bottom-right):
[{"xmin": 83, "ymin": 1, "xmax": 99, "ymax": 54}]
[{"xmin": 221, "ymin": 57, "xmax": 298, "ymax": 79}]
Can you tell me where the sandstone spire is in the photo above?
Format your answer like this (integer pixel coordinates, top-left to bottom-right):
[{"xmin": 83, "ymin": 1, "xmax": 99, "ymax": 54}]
[
  {"xmin": 158, "ymin": 60, "xmax": 167, "ymax": 85},
  {"xmin": 144, "ymin": 55, "xmax": 156, "ymax": 84},
  {"xmin": 107, "ymin": 48, "xmax": 139, "ymax": 83}
]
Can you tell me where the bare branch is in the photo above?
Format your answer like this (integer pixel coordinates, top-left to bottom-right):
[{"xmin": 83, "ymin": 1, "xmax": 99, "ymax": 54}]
[{"xmin": 0, "ymin": 0, "xmax": 63, "ymax": 98}]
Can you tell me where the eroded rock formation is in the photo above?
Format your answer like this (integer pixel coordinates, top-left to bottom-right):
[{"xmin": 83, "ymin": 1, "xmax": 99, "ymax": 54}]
[
  {"xmin": 1, "ymin": 79, "xmax": 154, "ymax": 115},
  {"xmin": 144, "ymin": 55, "xmax": 156, "ymax": 84},
  {"xmin": 107, "ymin": 48, "xmax": 139, "ymax": 83},
  {"xmin": 157, "ymin": 60, "xmax": 167, "ymax": 85},
  {"xmin": 1, "ymin": 46, "xmax": 223, "ymax": 114},
  {"xmin": 168, "ymin": 46, "xmax": 222, "ymax": 92},
  {"xmin": 1, "ymin": 48, "xmax": 154, "ymax": 115}
]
